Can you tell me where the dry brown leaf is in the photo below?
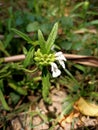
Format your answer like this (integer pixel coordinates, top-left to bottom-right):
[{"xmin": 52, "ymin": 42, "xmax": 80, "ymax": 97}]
[
  {"xmin": 59, "ymin": 111, "xmax": 80, "ymax": 124},
  {"xmin": 75, "ymin": 97, "xmax": 98, "ymax": 117}
]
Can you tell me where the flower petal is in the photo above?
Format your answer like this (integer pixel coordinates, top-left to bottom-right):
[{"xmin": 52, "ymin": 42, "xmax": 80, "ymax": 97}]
[
  {"xmin": 55, "ymin": 52, "xmax": 62, "ymax": 57},
  {"xmin": 58, "ymin": 60, "xmax": 65, "ymax": 69},
  {"xmin": 55, "ymin": 52, "xmax": 66, "ymax": 61},
  {"xmin": 52, "ymin": 69, "xmax": 61, "ymax": 77},
  {"xmin": 51, "ymin": 62, "xmax": 57, "ymax": 72},
  {"xmin": 51, "ymin": 62, "xmax": 61, "ymax": 77}
]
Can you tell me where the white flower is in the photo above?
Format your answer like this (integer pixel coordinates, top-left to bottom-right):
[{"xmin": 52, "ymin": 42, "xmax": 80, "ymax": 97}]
[
  {"xmin": 51, "ymin": 62, "xmax": 61, "ymax": 77},
  {"xmin": 50, "ymin": 52, "xmax": 67, "ymax": 78},
  {"xmin": 55, "ymin": 51, "xmax": 67, "ymax": 69}
]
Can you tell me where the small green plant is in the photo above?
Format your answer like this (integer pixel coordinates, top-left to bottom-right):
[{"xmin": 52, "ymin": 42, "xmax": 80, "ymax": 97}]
[
  {"xmin": 12, "ymin": 23, "xmax": 67, "ymax": 103},
  {"xmin": 0, "ymin": 1, "xmax": 98, "ymax": 129}
]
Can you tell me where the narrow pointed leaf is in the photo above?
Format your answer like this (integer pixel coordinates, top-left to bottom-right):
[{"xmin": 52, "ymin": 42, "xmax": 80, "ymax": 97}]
[
  {"xmin": 11, "ymin": 28, "xmax": 32, "ymax": 44},
  {"xmin": 8, "ymin": 82, "xmax": 27, "ymax": 96},
  {"xmin": 46, "ymin": 23, "xmax": 58, "ymax": 53},
  {"xmin": 38, "ymin": 30, "xmax": 46, "ymax": 53},
  {"xmin": 71, "ymin": 2, "xmax": 84, "ymax": 12},
  {"xmin": 0, "ymin": 89, "xmax": 10, "ymax": 111},
  {"xmin": 42, "ymin": 67, "xmax": 51, "ymax": 103},
  {"xmin": 23, "ymin": 47, "xmax": 34, "ymax": 67}
]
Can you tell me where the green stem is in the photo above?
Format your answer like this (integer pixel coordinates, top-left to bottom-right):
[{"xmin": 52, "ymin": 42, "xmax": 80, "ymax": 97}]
[
  {"xmin": 33, "ymin": 76, "xmax": 41, "ymax": 82},
  {"xmin": 42, "ymin": 67, "xmax": 51, "ymax": 103},
  {"xmin": 20, "ymin": 67, "xmax": 38, "ymax": 73}
]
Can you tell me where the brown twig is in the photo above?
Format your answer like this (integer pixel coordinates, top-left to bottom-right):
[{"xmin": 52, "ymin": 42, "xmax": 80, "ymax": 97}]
[
  {"xmin": 64, "ymin": 54, "xmax": 98, "ymax": 67},
  {"xmin": 3, "ymin": 54, "xmax": 25, "ymax": 62},
  {"xmin": 1, "ymin": 54, "xmax": 98, "ymax": 67}
]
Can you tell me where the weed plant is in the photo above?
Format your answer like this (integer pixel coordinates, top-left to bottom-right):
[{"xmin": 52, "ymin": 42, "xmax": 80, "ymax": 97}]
[{"xmin": 0, "ymin": 0, "xmax": 98, "ymax": 129}]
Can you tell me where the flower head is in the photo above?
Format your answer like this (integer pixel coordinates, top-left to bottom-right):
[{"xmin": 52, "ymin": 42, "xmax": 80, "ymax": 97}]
[
  {"xmin": 34, "ymin": 49, "xmax": 66, "ymax": 78},
  {"xmin": 34, "ymin": 49, "xmax": 55, "ymax": 66}
]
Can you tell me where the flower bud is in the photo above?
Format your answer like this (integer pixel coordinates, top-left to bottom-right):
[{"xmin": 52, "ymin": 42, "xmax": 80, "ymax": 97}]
[
  {"xmin": 34, "ymin": 49, "xmax": 55, "ymax": 66},
  {"xmin": 83, "ymin": 1, "xmax": 89, "ymax": 10}
]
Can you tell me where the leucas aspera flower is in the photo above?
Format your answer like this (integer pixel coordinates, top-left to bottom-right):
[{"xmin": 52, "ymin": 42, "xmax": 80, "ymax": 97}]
[
  {"xmin": 34, "ymin": 49, "xmax": 66, "ymax": 78},
  {"xmin": 51, "ymin": 62, "xmax": 61, "ymax": 78},
  {"xmin": 55, "ymin": 51, "xmax": 66, "ymax": 69},
  {"xmin": 51, "ymin": 52, "xmax": 67, "ymax": 77}
]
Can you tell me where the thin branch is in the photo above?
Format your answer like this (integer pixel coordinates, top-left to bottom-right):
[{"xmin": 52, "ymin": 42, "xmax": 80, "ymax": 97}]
[
  {"xmin": 0, "ymin": 54, "xmax": 98, "ymax": 67},
  {"xmin": 3, "ymin": 54, "xmax": 25, "ymax": 62}
]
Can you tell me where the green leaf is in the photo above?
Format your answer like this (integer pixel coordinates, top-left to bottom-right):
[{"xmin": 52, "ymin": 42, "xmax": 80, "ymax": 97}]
[
  {"xmin": 72, "ymin": 42, "xmax": 82, "ymax": 50},
  {"xmin": 11, "ymin": 28, "xmax": 33, "ymax": 44},
  {"xmin": 4, "ymin": 33, "xmax": 14, "ymax": 48},
  {"xmin": 62, "ymin": 96, "xmax": 78, "ymax": 117},
  {"xmin": 10, "ymin": 92, "xmax": 21, "ymax": 105},
  {"xmin": 71, "ymin": 2, "xmax": 84, "ymax": 13},
  {"xmin": 40, "ymin": 23, "xmax": 51, "ymax": 34},
  {"xmin": 61, "ymin": 16, "xmax": 73, "ymax": 29},
  {"xmin": 87, "ymin": 92, "xmax": 98, "ymax": 99},
  {"xmin": 62, "ymin": 96, "xmax": 75, "ymax": 115},
  {"xmin": 23, "ymin": 46, "xmax": 28, "ymax": 55},
  {"xmin": 42, "ymin": 67, "xmax": 51, "ymax": 103},
  {"xmin": 26, "ymin": 22, "xmax": 40, "ymax": 32},
  {"xmin": 46, "ymin": 22, "xmax": 58, "ymax": 54},
  {"xmin": 0, "ymin": 89, "xmax": 10, "ymax": 111},
  {"xmin": 8, "ymin": 82, "xmax": 27, "ymax": 96},
  {"xmin": 89, "ymin": 20, "xmax": 98, "ymax": 25},
  {"xmin": 73, "ymin": 64, "xmax": 86, "ymax": 73},
  {"xmin": 0, "ymin": 64, "xmax": 11, "ymax": 78},
  {"xmin": 38, "ymin": 29, "xmax": 46, "ymax": 53},
  {"xmin": 78, "ymin": 48, "xmax": 92, "ymax": 56},
  {"xmin": 23, "ymin": 47, "xmax": 34, "ymax": 67},
  {"xmin": 0, "ymin": 41, "xmax": 10, "ymax": 56},
  {"xmin": 0, "ymin": 80, "xmax": 4, "ymax": 92},
  {"xmin": 59, "ymin": 41, "xmax": 72, "ymax": 50}
]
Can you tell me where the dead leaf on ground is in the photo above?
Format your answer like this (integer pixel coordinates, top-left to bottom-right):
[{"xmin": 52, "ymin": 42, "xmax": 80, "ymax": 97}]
[{"xmin": 75, "ymin": 97, "xmax": 98, "ymax": 117}]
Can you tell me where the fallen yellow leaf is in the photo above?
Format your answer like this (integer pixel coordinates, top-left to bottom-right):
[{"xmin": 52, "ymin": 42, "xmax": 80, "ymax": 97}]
[{"xmin": 75, "ymin": 97, "xmax": 98, "ymax": 117}]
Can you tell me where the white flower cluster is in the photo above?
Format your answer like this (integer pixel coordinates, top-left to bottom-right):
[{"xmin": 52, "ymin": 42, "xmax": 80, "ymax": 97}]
[{"xmin": 51, "ymin": 52, "xmax": 67, "ymax": 78}]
